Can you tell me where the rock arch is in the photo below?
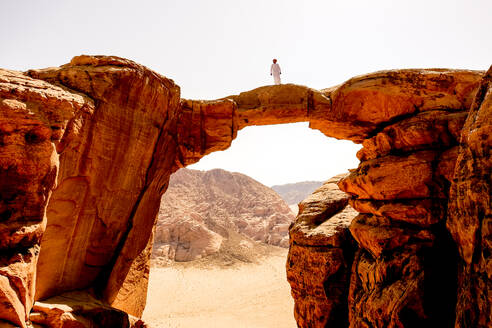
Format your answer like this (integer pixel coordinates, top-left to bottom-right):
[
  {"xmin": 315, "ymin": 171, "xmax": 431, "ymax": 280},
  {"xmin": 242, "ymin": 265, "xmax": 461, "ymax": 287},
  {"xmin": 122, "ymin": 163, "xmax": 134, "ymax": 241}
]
[{"xmin": 0, "ymin": 55, "xmax": 489, "ymax": 327}]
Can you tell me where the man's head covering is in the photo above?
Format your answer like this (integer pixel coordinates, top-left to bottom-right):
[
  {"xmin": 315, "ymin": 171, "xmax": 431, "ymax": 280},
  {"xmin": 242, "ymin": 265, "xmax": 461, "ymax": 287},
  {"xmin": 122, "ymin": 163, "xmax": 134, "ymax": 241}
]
[{"xmin": 273, "ymin": 59, "xmax": 277, "ymax": 63}]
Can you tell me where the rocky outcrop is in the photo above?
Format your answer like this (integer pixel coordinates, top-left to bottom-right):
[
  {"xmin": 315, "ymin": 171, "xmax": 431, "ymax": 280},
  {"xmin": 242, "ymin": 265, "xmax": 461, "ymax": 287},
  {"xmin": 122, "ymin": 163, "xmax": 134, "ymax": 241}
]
[
  {"xmin": 29, "ymin": 291, "xmax": 147, "ymax": 328},
  {"xmin": 338, "ymin": 120, "xmax": 466, "ymax": 326},
  {"xmin": 176, "ymin": 99, "xmax": 237, "ymax": 166},
  {"xmin": 153, "ymin": 168, "xmax": 295, "ymax": 263},
  {"xmin": 154, "ymin": 217, "xmax": 224, "ymax": 263},
  {"xmin": 285, "ymin": 69, "xmax": 489, "ymax": 327},
  {"xmin": 0, "ymin": 69, "xmax": 91, "ymax": 327},
  {"xmin": 333, "ymin": 70, "xmax": 490, "ymax": 327},
  {"xmin": 25, "ymin": 56, "xmax": 181, "ymax": 320},
  {"xmin": 0, "ymin": 55, "xmax": 489, "ymax": 327},
  {"xmin": 287, "ymin": 174, "xmax": 358, "ymax": 327},
  {"xmin": 447, "ymin": 67, "xmax": 492, "ymax": 328}
]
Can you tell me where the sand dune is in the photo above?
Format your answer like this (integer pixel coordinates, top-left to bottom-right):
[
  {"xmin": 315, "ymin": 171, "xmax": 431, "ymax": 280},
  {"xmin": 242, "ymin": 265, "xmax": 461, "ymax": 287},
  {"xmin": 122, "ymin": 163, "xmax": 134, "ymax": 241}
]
[{"xmin": 143, "ymin": 251, "xmax": 296, "ymax": 328}]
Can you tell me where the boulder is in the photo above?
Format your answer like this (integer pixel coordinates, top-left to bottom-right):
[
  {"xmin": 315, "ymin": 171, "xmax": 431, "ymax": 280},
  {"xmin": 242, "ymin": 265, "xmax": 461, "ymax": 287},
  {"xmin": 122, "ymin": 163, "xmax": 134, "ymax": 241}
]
[{"xmin": 30, "ymin": 291, "xmax": 147, "ymax": 328}]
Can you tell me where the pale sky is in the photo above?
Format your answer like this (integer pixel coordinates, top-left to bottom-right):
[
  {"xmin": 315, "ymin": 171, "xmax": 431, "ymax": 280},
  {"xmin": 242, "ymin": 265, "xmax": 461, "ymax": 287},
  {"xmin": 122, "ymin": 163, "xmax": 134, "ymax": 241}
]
[{"xmin": 1, "ymin": 0, "xmax": 491, "ymax": 185}]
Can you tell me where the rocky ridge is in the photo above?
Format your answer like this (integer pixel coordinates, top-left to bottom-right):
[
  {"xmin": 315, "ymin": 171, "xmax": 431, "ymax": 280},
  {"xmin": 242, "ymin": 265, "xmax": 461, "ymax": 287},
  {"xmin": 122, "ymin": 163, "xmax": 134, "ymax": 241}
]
[
  {"xmin": 152, "ymin": 168, "xmax": 295, "ymax": 263},
  {"xmin": 272, "ymin": 180, "xmax": 324, "ymax": 207},
  {"xmin": 0, "ymin": 55, "xmax": 490, "ymax": 327}
]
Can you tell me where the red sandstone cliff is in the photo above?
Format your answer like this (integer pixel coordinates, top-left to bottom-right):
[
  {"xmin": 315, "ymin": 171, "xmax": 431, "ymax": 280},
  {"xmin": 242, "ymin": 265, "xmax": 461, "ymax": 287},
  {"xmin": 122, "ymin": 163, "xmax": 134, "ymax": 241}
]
[
  {"xmin": 0, "ymin": 55, "xmax": 490, "ymax": 327},
  {"xmin": 153, "ymin": 168, "xmax": 295, "ymax": 263},
  {"xmin": 1, "ymin": 56, "xmax": 180, "ymax": 326},
  {"xmin": 0, "ymin": 68, "xmax": 91, "ymax": 328},
  {"xmin": 287, "ymin": 174, "xmax": 358, "ymax": 327},
  {"xmin": 447, "ymin": 68, "xmax": 492, "ymax": 328}
]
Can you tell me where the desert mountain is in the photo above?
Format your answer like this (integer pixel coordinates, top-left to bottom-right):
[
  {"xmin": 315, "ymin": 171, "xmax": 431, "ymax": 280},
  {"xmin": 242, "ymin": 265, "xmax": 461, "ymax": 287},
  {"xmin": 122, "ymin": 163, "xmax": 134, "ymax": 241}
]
[
  {"xmin": 152, "ymin": 168, "xmax": 296, "ymax": 264},
  {"xmin": 272, "ymin": 180, "xmax": 324, "ymax": 207}
]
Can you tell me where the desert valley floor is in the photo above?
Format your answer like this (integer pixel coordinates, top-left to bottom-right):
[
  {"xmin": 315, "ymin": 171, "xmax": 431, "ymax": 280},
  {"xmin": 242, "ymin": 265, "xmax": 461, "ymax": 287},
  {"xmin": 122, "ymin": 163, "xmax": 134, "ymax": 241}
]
[{"xmin": 143, "ymin": 250, "xmax": 296, "ymax": 328}]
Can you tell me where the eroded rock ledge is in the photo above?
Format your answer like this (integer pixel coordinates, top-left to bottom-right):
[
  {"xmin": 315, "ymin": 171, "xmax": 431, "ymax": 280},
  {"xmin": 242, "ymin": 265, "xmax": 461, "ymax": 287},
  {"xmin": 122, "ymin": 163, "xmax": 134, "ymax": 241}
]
[
  {"xmin": 287, "ymin": 174, "xmax": 358, "ymax": 327},
  {"xmin": 0, "ymin": 55, "xmax": 489, "ymax": 327}
]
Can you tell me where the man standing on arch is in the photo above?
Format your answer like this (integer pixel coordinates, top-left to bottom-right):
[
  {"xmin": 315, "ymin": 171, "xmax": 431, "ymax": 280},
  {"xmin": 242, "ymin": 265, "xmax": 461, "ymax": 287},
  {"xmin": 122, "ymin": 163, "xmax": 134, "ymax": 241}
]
[{"xmin": 270, "ymin": 58, "xmax": 281, "ymax": 85}]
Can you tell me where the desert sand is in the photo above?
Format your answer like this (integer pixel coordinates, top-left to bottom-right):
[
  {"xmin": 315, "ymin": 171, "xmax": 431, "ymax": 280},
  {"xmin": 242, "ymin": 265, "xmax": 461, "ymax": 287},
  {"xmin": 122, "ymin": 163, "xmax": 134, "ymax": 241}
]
[{"xmin": 143, "ymin": 250, "xmax": 296, "ymax": 328}]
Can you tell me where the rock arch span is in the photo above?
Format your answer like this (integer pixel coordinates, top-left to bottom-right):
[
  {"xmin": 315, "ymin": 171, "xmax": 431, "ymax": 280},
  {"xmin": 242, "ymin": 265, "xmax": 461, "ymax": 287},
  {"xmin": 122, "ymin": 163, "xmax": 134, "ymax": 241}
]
[{"xmin": 0, "ymin": 55, "xmax": 489, "ymax": 327}]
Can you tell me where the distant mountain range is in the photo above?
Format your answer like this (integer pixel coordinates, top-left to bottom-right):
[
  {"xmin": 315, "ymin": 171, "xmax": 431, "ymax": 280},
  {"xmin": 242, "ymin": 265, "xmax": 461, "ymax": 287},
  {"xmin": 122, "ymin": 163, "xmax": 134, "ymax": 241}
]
[
  {"xmin": 272, "ymin": 181, "xmax": 325, "ymax": 205},
  {"xmin": 153, "ymin": 168, "xmax": 296, "ymax": 265}
]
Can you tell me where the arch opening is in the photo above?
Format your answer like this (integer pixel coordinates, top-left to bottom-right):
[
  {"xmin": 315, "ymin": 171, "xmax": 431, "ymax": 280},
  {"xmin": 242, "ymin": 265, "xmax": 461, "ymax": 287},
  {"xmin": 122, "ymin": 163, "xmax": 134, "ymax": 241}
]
[{"xmin": 142, "ymin": 123, "xmax": 361, "ymax": 327}]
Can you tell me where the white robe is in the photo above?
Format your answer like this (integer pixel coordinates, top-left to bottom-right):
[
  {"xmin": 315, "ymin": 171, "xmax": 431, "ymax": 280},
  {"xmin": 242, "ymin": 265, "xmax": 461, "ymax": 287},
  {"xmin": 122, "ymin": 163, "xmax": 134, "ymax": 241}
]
[{"xmin": 270, "ymin": 63, "xmax": 281, "ymax": 85}]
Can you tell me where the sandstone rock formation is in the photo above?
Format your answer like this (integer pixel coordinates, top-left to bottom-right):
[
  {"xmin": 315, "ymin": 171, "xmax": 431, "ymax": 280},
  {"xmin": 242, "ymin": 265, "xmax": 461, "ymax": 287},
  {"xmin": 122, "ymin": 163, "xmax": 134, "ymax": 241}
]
[
  {"xmin": 27, "ymin": 56, "xmax": 181, "ymax": 320},
  {"xmin": 0, "ymin": 55, "xmax": 489, "ymax": 327},
  {"xmin": 153, "ymin": 168, "xmax": 295, "ymax": 263},
  {"xmin": 333, "ymin": 75, "xmax": 490, "ymax": 327},
  {"xmin": 447, "ymin": 67, "xmax": 492, "ymax": 328},
  {"xmin": 0, "ymin": 68, "xmax": 91, "ymax": 327},
  {"xmin": 338, "ymin": 118, "xmax": 476, "ymax": 325},
  {"xmin": 1, "ymin": 56, "xmax": 182, "ymax": 325},
  {"xmin": 287, "ymin": 174, "xmax": 358, "ymax": 327}
]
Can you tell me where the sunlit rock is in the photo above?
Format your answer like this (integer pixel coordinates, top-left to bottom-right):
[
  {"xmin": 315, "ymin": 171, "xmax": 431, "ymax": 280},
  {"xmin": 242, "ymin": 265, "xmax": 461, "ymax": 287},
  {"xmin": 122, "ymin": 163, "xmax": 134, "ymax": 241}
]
[{"xmin": 0, "ymin": 55, "xmax": 489, "ymax": 327}]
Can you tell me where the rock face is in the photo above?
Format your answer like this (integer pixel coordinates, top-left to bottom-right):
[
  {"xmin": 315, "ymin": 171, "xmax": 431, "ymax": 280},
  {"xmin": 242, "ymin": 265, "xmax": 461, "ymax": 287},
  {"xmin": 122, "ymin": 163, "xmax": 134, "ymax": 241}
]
[
  {"xmin": 339, "ymin": 124, "xmax": 467, "ymax": 325},
  {"xmin": 334, "ymin": 69, "xmax": 490, "ymax": 327},
  {"xmin": 153, "ymin": 168, "xmax": 295, "ymax": 263},
  {"xmin": 0, "ymin": 68, "xmax": 91, "ymax": 327},
  {"xmin": 287, "ymin": 174, "xmax": 358, "ymax": 327},
  {"xmin": 27, "ymin": 56, "xmax": 181, "ymax": 320},
  {"xmin": 447, "ymin": 67, "xmax": 492, "ymax": 328},
  {"xmin": 284, "ymin": 69, "xmax": 490, "ymax": 327},
  {"xmin": 0, "ymin": 55, "xmax": 489, "ymax": 327},
  {"xmin": 272, "ymin": 180, "xmax": 324, "ymax": 206}
]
